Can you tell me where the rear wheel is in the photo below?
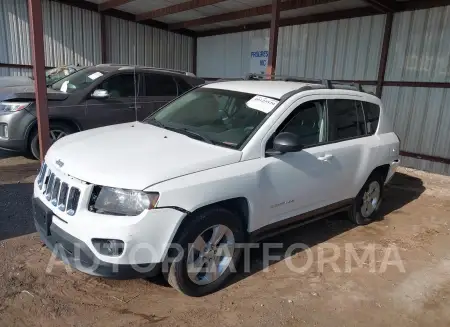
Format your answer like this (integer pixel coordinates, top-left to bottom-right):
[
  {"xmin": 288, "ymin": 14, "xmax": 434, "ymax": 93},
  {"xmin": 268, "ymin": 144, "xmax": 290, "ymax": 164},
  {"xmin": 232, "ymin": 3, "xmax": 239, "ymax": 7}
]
[
  {"xmin": 349, "ymin": 173, "xmax": 384, "ymax": 225},
  {"xmin": 166, "ymin": 206, "xmax": 244, "ymax": 297},
  {"xmin": 29, "ymin": 122, "xmax": 74, "ymax": 160}
]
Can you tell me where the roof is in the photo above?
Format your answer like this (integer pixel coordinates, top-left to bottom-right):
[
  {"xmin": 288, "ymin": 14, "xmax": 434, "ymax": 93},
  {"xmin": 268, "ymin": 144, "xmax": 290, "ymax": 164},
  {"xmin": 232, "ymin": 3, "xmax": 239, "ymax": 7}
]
[{"xmin": 202, "ymin": 80, "xmax": 312, "ymax": 98}]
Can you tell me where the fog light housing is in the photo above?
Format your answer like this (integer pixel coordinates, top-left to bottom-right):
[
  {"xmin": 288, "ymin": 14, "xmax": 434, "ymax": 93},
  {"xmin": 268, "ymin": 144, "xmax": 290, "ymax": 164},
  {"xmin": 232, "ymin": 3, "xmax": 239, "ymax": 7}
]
[
  {"xmin": 0, "ymin": 123, "xmax": 8, "ymax": 138},
  {"xmin": 92, "ymin": 239, "xmax": 124, "ymax": 257}
]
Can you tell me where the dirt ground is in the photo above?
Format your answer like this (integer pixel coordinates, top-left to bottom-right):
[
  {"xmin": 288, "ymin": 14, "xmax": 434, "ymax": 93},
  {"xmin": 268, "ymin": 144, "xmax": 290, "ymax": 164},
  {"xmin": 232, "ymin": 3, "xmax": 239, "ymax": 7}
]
[{"xmin": 1, "ymin": 150, "xmax": 450, "ymax": 327}]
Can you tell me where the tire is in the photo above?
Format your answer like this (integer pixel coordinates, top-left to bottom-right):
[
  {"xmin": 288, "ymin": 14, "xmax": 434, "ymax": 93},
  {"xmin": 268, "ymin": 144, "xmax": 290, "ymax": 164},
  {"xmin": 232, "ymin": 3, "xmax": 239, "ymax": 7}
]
[
  {"xmin": 29, "ymin": 122, "xmax": 74, "ymax": 160},
  {"xmin": 166, "ymin": 206, "xmax": 245, "ymax": 297},
  {"xmin": 349, "ymin": 173, "xmax": 384, "ymax": 225}
]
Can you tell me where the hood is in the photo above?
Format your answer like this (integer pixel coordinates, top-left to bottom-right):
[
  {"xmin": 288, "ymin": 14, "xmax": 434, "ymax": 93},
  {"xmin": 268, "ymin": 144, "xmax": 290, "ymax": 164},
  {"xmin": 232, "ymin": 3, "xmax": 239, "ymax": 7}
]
[
  {"xmin": 0, "ymin": 85, "xmax": 69, "ymax": 102},
  {"xmin": 0, "ymin": 76, "xmax": 33, "ymax": 88},
  {"xmin": 45, "ymin": 122, "xmax": 242, "ymax": 190}
]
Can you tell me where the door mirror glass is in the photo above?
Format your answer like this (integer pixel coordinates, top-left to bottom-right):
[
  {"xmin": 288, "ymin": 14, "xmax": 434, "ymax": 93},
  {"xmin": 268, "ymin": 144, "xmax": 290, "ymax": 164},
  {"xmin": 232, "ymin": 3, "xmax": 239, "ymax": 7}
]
[
  {"xmin": 91, "ymin": 89, "xmax": 110, "ymax": 99},
  {"xmin": 268, "ymin": 132, "xmax": 304, "ymax": 155}
]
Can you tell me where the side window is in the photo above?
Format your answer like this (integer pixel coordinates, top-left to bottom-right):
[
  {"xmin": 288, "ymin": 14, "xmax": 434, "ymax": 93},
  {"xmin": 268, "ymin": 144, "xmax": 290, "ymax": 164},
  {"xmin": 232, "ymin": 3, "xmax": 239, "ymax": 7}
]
[
  {"xmin": 175, "ymin": 77, "xmax": 193, "ymax": 95},
  {"xmin": 327, "ymin": 99, "xmax": 366, "ymax": 142},
  {"xmin": 145, "ymin": 74, "xmax": 178, "ymax": 96},
  {"xmin": 362, "ymin": 101, "xmax": 380, "ymax": 135},
  {"xmin": 270, "ymin": 101, "xmax": 326, "ymax": 148},
  {"xmin": 99, "ymin": 74, "xmax": 136, "ymax": 98}
]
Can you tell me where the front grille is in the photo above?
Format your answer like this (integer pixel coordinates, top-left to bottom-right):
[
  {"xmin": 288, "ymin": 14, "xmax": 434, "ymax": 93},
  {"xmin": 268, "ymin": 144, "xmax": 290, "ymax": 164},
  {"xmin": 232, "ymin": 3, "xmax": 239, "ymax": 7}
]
[{"xmin": 38, "ymin": 162, "xmax": 81, "ymax": 216}]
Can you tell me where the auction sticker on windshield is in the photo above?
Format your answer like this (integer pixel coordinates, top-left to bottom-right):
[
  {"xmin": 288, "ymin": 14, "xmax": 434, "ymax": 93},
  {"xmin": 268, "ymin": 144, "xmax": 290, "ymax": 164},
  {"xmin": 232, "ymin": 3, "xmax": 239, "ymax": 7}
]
[
  {"xmin": 88, "ymin": 72, "xmax": 103, "ymax": 80},
  {"xmin": 246, "ymin": 95, "xmax": 279, "ymax": 113}
]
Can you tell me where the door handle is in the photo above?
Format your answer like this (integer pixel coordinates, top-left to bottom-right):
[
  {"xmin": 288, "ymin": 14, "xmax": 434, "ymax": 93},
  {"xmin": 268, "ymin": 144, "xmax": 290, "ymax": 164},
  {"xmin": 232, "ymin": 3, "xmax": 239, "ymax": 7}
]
[
  {"xmin": 318, "ymin": 154, "xmax": 333, "ymax": 162},
  {"xmin": 128, "ymin": 105, "xmax": 142, "ymax": 110}
]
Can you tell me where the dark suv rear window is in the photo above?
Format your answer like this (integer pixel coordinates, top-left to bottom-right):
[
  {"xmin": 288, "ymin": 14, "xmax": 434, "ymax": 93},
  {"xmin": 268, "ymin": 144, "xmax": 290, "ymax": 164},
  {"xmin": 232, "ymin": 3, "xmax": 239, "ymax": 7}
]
[
  {"xmin": 144, "ymin": 73, "xmax": 177, "ymax": 97},
  {"xmin": 175, "ymin": 77, "xmax": 193, "ymax": 95}
]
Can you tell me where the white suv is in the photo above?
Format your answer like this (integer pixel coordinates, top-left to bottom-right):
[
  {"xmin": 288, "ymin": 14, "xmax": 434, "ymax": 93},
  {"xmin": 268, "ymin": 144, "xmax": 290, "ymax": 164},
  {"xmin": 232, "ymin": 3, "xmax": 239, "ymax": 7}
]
[{"xmin": 33, "ymin": 77, "xmax": 400, "ymax": 296}]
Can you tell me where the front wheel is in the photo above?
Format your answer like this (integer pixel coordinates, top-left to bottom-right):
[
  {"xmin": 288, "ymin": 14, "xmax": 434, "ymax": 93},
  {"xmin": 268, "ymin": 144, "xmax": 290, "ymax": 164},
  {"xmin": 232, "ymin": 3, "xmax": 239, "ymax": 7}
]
[
  {"xmin": 29, "ymin": 123, "xmax": 74, "ymax": 160},
  {"xmin": 166, "ymin": 206, "xmax": 245, "ymax": 297},
  {"xmin": 349, "ymin": 173, "xmax": 384, "ymax": 225}
]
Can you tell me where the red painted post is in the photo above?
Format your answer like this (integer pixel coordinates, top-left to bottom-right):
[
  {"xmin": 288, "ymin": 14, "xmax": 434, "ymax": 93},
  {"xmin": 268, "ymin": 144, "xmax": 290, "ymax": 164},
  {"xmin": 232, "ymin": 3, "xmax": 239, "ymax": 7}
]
[
  {"xmin": 266, "ymin": 0, "xmax": 280, "ymax": 76},
  {"xmin": 28, "ymin": 0, "xmax": 50, "ymax": 161}
]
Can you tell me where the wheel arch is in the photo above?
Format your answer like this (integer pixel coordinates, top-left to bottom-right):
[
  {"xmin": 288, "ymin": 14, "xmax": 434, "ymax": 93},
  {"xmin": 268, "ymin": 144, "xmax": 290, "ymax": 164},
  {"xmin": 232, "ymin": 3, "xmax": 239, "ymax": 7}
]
[
  {"xmin": 25, "ymin": 117, "xmax": 82, "ymax": 150},
  {"xmin": 170, "ymin": 197, "xmax": 251, "ymax": 244}
]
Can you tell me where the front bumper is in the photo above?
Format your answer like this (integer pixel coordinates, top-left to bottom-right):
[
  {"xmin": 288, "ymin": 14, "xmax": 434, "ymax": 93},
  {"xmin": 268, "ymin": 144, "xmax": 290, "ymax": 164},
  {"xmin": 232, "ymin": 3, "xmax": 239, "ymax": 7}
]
[
  {"xmin": 0, "ymin": 110, "xmax": 35, "ymax": 152},
  {"xmin": 33, "ymin": 163, "xmax": 188, "ymax": 277},
  {"xmin": 33, "ymin": 197, "xmax": 160, "ymax": 278}
]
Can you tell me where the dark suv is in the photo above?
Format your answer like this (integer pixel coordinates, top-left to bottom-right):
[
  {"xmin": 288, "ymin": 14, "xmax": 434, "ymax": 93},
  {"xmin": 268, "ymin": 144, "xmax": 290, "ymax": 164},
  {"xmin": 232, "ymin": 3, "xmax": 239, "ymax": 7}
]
[{"xmin": 0, "ymin": 64, "xmax": 204, "ymax": 158}]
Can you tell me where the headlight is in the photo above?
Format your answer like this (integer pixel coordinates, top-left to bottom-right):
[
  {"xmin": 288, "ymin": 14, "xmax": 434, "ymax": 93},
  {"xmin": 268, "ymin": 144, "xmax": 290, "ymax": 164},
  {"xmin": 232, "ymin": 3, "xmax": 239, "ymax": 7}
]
[
  {"xmin": 0, "ymin": 102, "xmax": 31, "ymax": 112},
  {"xmin": 89, "ymin": 186, "xmax": 159, "ymax": 216}
]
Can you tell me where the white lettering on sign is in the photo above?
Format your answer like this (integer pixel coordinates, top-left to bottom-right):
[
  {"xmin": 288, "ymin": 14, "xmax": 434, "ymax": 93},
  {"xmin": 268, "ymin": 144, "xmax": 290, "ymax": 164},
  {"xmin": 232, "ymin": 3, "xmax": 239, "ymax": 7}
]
[{"xmin": 246, "ymin": 95, "xmax": 279, "ymax": 113}]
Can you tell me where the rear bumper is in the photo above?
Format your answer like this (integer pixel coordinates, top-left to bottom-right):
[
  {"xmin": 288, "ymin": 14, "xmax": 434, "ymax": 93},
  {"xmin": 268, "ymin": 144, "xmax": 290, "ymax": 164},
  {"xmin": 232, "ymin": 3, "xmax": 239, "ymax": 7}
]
[
  {"xmin": 385, "ymin": 159, "xmax": 400, "ymax": 184},
  {"xmin": 33, "ymin": 197, "xmax": 161, "ymax": 279}
]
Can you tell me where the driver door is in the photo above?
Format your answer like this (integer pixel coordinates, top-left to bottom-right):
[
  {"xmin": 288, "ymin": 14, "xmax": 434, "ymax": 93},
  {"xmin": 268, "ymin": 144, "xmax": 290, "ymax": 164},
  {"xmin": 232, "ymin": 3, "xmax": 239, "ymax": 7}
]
[
  {"xmin": 260, "ymin": 99, "xmax": 343, "ymax": 227},
  {"xmin": 84, "ymin": 73, "xmax": 143, "ymax": 129}
]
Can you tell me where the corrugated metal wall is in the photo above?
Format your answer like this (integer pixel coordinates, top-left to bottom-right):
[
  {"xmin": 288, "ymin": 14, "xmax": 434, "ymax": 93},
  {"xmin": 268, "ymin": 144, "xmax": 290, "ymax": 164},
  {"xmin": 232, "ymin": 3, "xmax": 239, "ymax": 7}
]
[
  {"xmin": 276, "ymin": 15, "xmax": 385, "ymax": 80},
  {"xmin": 105, "ymin": 16, "xmax": 194, "ymax": 72},
  {"xmin": 383, "ymin": 6, "xmax": 450, "ymax": 174},
  {"xmin": 0, "ymin": 0, "xmax": 194, "ymax": 76},
  {"xmin": 197, "ymin": 15, "xmax": 386, "ymax": 80},
  {"xmin": 0, "ymin": 0, "xmax": 102, "ymax": 75},
  {"xmin": 382, "ymin": 87, "xmax": 450, "ymax": 175}
]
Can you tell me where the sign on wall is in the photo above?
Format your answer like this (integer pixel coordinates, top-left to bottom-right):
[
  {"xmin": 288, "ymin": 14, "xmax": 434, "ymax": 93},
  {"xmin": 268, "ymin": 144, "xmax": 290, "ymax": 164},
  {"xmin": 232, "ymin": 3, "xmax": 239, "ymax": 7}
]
[{"xmin": 250, "ymin": 37, "xmax": 270, "ymax": 74}]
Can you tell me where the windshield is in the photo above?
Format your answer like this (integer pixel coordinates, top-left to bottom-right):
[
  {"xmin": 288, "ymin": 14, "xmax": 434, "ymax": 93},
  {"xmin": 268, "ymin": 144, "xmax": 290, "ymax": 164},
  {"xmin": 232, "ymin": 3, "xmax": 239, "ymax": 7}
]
[
  {"xmin": 145, "ymin": 88, "xmax": 279, "ymax": 149},
  {"xmin": 45, "ymin": 67, "xmax": 75, "ymax": 85},
  {"xmin": 51, "ymin": 68, "xmax": 105, "ymax": 93}
]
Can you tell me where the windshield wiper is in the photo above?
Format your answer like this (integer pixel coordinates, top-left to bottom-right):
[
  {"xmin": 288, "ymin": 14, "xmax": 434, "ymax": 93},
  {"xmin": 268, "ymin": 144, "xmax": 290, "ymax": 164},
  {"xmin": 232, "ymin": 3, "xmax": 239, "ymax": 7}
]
[
  {"xmin": 147, "ymin": 119, "xmax": 214, "ymax": 145},
  {"xmin": 147, "ymin": 118, "xmax": 166, "ymax": 129},
  {"xmin": 173, "ymin": 127, "xmax": 214, "ymax": 144}
]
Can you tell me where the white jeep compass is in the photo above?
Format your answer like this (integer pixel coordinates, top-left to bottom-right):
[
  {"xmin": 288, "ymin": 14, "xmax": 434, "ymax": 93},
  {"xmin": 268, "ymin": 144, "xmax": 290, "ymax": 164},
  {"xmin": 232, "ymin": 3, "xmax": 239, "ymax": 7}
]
[{"xmin": 33, "ymin": 76, "xmax": 400, "ymax": 296}]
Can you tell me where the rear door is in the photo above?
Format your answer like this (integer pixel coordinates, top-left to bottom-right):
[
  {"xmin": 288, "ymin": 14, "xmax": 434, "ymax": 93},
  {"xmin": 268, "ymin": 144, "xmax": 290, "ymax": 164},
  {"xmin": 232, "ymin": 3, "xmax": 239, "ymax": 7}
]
[
  {"xmin": 84, "ymin": 73, "xmax": 143, "ymax": 128},
  {"xmin": 139, "ymin": 73, "xmax": 178, "ymax": 119},
  {"xmin": 322, "ymin": 98, "xmax": 370, "ymax": 201}
]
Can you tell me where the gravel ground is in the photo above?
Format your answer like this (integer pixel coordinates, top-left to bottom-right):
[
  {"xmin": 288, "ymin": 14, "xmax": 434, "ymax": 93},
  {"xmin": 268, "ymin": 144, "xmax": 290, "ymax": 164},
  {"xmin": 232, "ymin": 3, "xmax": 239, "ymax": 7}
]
[{"xmin": 1, "ymin": 149, "xmax": 450, "ymax": 327}]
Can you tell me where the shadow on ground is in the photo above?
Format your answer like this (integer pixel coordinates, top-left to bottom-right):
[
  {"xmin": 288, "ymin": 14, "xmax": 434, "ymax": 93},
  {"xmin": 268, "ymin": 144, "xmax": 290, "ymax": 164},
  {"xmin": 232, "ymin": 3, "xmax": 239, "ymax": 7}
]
[
  {"xmin": 0, "ymin": 182, "xmax": 35, "ymax": 242},
  {"xmin": 148, "ymin": 172, "xmax": 426, "ymax": 290}
]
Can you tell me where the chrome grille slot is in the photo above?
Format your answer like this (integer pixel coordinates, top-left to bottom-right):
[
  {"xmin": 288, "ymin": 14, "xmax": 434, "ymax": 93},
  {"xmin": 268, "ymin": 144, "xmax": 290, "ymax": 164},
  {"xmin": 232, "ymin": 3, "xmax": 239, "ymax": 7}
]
[
  {"xmin": 38, "ymin": 163, "xmax": 47, "ymax": 189},
  {"xmin": 51, "ymin": 178, "xmax": 61, "ymax": 206},
  {"xmin": 38, "ymin": 162, "xmax": 82, "ymax": 217},
  {"xmin": 67, "ymin": 187, "xmax": 81, "ymax": 216},
  {"xmin": 45, "ymin": 173, "xmax": 55, "ymax": 200},
  {"xmin": 42, "ymin": 169, "xmax": 52, "ymax": 193},
  {"xmin": 58, "ymin": 183, "xmax": 69, "ymax": 211}
]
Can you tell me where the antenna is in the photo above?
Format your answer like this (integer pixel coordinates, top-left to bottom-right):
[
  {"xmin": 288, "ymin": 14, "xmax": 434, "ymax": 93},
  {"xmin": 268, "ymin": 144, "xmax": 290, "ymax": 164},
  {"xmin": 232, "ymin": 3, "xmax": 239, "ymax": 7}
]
[{"xmin": 133, "ymin": 41, "xmax": 138, "ymax": 122}]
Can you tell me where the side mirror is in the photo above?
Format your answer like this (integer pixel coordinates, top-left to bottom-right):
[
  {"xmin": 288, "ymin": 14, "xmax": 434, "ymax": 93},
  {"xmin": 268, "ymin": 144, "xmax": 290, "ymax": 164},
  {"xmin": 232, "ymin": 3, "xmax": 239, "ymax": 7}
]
[
  {"xmin": 266, "ymin": 132, "xmax": 303, "ymax": 156},
  {"xmin": 91, "ymin": 89, "xmax": 110, "ymax": 99}
]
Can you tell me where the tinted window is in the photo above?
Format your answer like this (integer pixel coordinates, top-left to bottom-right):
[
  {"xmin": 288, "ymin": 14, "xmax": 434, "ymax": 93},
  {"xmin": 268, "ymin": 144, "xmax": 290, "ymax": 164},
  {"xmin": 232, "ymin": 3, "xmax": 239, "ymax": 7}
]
[
  {"xmin": 280, "ymin": 101, "xmax": 326, "ymax": 147},
  {"xmin": 175, "ymin": 77, "xmax": 193, "ymax": 95},
  {"xmin": 362, "ymin": 101, "xmax": 380, "ymax": 135},
  {"xmin": 145, "ymin": 74, "xmax": 177, "ymax": 96},
  {"xmin": 99, "ymin": 74, "xmax": 136, "ymax": 98},
  {"xmin": 327, "ymin": 99, "xmax": 365, "ymax": 141}
]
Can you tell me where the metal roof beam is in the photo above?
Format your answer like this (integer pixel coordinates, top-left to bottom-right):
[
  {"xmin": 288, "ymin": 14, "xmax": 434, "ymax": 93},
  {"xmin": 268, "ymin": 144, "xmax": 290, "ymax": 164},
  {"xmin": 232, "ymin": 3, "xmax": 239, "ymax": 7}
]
[
  {"xmin": 99, "ymin": 0, "xmax": 135, "ymax": 12},
  {"xmin": 170, "ymin": 0, "xmax": 340, "ymax": 30},
  {"xmin": 360, "ymin": 0, "xmax": 396, "ymax": 13},
  {"xmin": 136, "ymin": 0, "xmax": 228, "ymax": 21},
  {"xmin": 196, "ymin": 7, "xmax": 380, "ymax": 36}
]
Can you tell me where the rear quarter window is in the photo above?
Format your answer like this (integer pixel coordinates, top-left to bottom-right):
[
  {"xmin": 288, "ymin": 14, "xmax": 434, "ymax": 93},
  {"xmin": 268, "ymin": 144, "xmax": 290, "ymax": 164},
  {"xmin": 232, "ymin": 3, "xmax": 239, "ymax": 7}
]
[{"xmin": 362, "ymin": 102, "xmax": 380, "ymax": 135}]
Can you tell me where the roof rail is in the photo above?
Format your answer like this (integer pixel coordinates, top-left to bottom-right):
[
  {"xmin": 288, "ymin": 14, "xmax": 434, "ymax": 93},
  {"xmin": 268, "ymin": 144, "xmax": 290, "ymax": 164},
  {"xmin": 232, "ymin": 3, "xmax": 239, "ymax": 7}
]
[{"xmin": 245, "ymin": 73, "xmax": 366, "ymax": 93}]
